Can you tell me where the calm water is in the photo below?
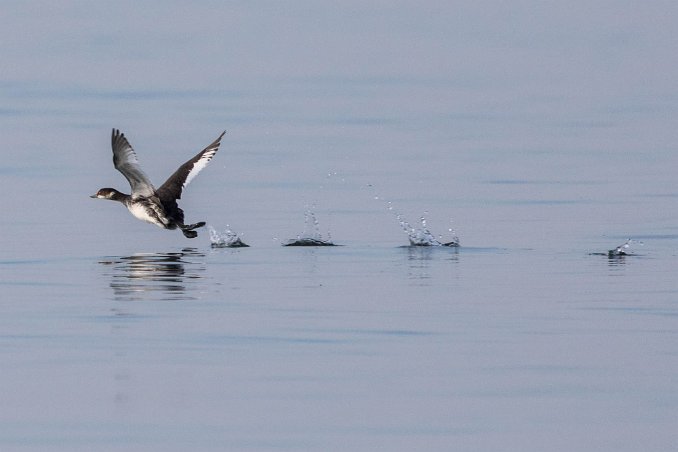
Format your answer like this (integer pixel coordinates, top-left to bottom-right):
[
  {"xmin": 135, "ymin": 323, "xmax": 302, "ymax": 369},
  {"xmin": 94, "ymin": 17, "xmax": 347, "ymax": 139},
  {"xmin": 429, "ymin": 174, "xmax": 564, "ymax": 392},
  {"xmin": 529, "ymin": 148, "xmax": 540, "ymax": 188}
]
[{"xmin": 2, "ymin": 2, "xmax": 677, "ymax": 451}]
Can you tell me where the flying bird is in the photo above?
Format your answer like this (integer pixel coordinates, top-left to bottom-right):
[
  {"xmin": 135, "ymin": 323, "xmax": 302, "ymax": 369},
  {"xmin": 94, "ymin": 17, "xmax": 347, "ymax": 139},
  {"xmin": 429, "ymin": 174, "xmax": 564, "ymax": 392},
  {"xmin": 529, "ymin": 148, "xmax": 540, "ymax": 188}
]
[{"xmin": 91, "ymin": 129, "xmax": 225, "ymax": 238}]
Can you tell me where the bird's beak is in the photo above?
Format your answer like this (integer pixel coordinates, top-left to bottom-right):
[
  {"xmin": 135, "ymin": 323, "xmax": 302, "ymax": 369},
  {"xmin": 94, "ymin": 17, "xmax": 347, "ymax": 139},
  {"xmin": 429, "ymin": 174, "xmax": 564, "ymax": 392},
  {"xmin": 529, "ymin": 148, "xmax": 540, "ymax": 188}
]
[{"xmin": 90, "ymin": 194, "xmax": 98, "ymax": 198}]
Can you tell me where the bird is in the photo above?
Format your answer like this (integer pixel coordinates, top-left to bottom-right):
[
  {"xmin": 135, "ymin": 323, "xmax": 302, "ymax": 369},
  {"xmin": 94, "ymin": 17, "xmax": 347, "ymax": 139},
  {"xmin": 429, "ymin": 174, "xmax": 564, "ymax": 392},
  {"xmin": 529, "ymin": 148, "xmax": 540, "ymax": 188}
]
[{"xmin": 91, "ymin": 128, "xmax": 225, "ymax": 238}]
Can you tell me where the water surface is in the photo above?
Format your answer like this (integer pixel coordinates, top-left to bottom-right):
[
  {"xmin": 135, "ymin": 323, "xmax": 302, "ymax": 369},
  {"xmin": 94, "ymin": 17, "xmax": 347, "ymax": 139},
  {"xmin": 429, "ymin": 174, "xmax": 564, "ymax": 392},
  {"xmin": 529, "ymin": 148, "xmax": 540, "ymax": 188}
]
[{"xmin": 1, "ymin": 2, "xmax": 677, "ymax": 451}]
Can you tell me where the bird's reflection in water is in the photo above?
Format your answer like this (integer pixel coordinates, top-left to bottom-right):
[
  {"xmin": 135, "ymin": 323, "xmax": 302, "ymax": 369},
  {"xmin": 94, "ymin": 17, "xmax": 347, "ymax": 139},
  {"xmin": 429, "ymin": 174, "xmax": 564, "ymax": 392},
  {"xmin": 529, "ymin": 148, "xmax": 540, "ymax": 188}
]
[{"xmin": 100, "ymin": 248, "xmax": 206, "ymax": 301}]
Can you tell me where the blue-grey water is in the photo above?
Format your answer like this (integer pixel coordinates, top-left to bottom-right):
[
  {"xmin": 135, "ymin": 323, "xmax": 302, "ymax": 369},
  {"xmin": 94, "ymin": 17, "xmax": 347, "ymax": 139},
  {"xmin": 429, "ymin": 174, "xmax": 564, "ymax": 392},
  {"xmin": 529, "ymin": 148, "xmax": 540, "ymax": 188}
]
[{"xmin": 1, "ymin": 2, "xmax": 677, "ymax": 451}]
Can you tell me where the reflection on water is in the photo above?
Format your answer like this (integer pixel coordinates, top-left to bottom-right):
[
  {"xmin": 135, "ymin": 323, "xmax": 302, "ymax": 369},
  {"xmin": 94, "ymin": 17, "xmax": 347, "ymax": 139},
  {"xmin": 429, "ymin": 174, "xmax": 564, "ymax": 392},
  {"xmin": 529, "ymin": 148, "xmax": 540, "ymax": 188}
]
[
  {"xmin": 606, "ymin": 253, "xmax": 629, "ymax": 270},
  {"xmin": 99, "ymin": 248, "xmax": 206, "ymax": 301},
  {"xmin": 96, "ymin": 249, "xmax": 206, "ymax": 413},
  {"xmin": 403, "ymin": 245, "xmax": 459, "ymax": 285}
]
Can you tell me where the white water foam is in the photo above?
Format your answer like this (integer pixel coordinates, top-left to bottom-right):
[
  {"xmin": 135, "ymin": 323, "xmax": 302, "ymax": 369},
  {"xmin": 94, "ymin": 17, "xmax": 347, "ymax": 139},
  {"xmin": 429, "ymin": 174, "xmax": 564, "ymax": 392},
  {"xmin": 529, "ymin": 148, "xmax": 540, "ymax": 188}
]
[
  {"xmin": 208, "ymin": 225, "xmax": 249, "ymax": 248},
  {"xmin": 387, "ymin": 202, "xmax": 459, "ymax": 247},
  {"xmin": 608, "ymin": 238, "xmax": 643, "ymax": 256}
]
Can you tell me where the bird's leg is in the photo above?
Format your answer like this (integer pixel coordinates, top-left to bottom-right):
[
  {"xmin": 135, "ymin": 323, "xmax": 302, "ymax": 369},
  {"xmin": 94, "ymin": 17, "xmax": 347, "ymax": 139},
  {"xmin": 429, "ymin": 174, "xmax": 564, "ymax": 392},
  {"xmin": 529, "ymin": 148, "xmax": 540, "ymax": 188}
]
[
  {"xmin": 181, "ymin": 228, "xmax": 198, "ymax": 238},
  {"xmin": 183, "ymin": 221, "xmax": 206, "ymax": 230},
  {"xmin": 178, "ymin": 221, "xmax": 204, "ymax": 238}
]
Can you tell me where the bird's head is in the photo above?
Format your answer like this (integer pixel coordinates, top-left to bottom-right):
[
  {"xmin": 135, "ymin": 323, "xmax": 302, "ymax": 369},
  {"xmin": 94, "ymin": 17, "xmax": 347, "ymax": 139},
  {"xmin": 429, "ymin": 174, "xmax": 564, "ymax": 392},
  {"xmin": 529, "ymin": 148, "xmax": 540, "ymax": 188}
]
[{"xmin": 90, "ymin": 188, "xmax": 121, "ymax": 200}]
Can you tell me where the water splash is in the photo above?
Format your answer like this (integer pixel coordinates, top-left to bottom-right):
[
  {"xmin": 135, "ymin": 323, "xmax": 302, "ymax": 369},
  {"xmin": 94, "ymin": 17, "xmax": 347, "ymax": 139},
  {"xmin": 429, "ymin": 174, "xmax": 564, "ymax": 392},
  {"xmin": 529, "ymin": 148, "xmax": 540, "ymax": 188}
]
[
  {"xmin": 208, "ymin": 225, "xmax": 249, "ymax": 248},
  {"xmin": 387, "ymin": 202, "xmax": 459, "ymax": 247},
  {"xmin": 285, "ymin": 208, "xmax": 337, "ymax": 246},
  {"xmin": 608, "ymin": 238, "xmax": 642, "ymax": 257}
]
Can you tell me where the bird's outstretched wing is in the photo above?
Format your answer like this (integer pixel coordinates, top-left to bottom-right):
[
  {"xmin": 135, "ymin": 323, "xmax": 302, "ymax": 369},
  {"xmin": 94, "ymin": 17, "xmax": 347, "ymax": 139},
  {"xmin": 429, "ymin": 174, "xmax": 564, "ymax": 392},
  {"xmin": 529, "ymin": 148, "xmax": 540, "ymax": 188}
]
[
  {"xmin": 111, "ymin": 129, "xmax": 155, "ymax": 197},
  {"xmin": 157, "ymin": 131, "xmax": 225, "ymax": 202}
]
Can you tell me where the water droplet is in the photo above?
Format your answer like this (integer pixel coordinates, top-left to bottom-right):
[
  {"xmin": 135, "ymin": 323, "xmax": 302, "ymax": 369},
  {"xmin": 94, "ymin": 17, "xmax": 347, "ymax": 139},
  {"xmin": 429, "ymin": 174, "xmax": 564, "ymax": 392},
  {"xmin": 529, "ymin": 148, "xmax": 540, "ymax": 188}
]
[{"xmin": 209, "ymin": 225, "xmax": 248, "ymax": 248}]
